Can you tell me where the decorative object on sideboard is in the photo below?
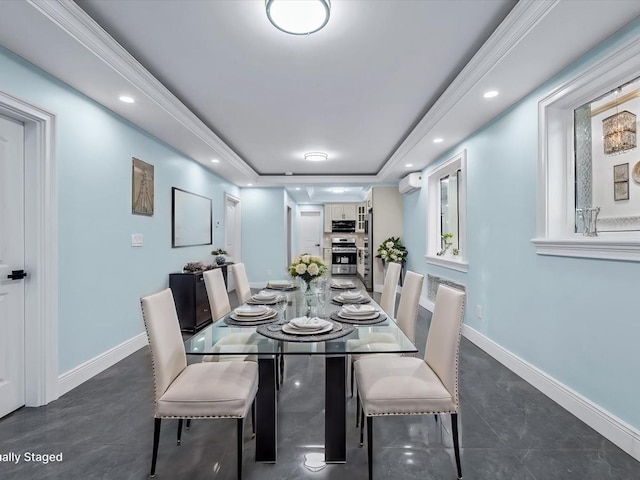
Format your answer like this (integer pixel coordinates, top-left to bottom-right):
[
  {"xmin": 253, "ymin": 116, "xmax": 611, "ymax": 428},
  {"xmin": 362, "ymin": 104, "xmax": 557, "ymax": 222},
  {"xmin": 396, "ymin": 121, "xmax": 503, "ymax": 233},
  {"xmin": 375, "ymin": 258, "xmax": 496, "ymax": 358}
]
[
  {"xmin": 376, "ymin": 236, "xmax": 408, "ymax": 263},
  {"xmin": 132, "ymin": 157, "xmax": 154, "ymax": 216},
  {"xmin": 576, "ymin": 207, "xmax": 600, "ymax": 236},
  {"xmin": 211, "ymin": 248, "xmax": 228, "ymax": 265}
]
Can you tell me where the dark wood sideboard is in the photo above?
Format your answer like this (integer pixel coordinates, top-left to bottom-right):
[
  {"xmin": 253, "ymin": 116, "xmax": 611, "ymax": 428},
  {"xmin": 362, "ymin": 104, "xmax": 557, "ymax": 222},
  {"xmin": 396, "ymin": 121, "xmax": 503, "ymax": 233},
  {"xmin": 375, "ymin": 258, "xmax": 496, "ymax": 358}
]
[{"xmin": 169, "ymin": 264, "xmax": 230, "ymax": 332}]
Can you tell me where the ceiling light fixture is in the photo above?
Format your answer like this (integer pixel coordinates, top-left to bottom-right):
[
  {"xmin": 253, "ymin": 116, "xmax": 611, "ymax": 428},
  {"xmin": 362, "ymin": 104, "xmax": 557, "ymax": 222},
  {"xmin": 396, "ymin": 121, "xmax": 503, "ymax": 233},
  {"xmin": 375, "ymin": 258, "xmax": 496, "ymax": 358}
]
[
  {"xmin": 304, "ymin": 152, "xmax": 328, "ymax": 162},
  {"xmin": 433, "ymin": 138, "xmax": 444, "ymax": 143},
  {"xmin": 405, "ymin": 163, "xmax": 413, "ymax": 168},
  {"xmin": 483, "ymin": 90, "xmax": 499, "ymax": 99},
  {"xmin": 211, "ymin": 159, "xmax": 219, "ymax": 163},
  {"xmin": 247, "ymin": 183, "xmax": 253, "ymax": 187},
  {"xmin": 332, "ymin": 188, "xmax": 345, "ymax": 193},
  {"xmin": 266, "ymin": 0, "xmax": 331, "ymax": 35},
  {"xmin": 119, "ymin": 96, "xmax": 135, "ymax": 103}
]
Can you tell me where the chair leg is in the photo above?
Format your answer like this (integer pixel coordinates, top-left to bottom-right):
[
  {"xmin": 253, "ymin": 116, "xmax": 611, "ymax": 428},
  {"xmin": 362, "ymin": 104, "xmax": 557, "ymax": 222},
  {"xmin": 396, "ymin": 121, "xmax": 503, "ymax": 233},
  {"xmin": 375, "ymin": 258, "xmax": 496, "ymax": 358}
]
[
  {"xmin": 355, "ymin": 388, "xmax": 360, "ymax": 427},
  {"xmin": 177, "ymin": 419, "xmax": 183, "ymax": 445},
  {"xmin": 275, "ymin": 355, "xmax": 280, "ymax": 391},
  {"xmin": 359, "ymin": 408, "xmax": 365, "ymax": 447},
  {"xmin": 150, "ymin": 418, "xmax": 161, "ymax": 478},
  {"xmin": 451, "ymin": 413, "xmax": 462, "ymax": 479},
  {"xmin": 367, "ymin": 416, "xmax": 373, "ymax": 480},
  {"xmin": 185, "ymin": 419, "xmax": 191, "ymax": 430},
  {"xmin": 237, "ymin": 418, "xmax": 244, "ymax": 480}
]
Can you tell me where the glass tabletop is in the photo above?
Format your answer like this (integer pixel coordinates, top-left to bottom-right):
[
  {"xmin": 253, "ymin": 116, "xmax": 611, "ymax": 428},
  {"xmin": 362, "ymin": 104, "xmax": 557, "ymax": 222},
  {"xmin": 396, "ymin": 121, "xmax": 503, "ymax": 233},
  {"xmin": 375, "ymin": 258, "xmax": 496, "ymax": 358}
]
[{"xmin": 184, "ymin": 283, "xmax": 417, "ymax": 356}]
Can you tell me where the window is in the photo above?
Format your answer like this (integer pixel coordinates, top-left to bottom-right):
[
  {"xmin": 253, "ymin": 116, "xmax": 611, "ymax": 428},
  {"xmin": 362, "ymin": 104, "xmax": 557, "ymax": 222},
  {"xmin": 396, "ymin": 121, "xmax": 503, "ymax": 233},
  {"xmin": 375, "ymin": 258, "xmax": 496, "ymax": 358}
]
[
  {"xmin": 533, "ymin": 34, "xmax": 640, "ymax": 261},
  {"xmin": 426, "ymin": 150, "xmax": 468, "ymax": 272}
]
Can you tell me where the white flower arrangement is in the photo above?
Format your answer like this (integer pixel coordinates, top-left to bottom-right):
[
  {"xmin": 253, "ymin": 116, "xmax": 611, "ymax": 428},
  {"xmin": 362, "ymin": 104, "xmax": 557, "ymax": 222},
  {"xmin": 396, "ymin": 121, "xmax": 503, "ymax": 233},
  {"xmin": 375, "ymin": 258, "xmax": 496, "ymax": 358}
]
[
  {"xmin": 375, "ymin": 236, "xmax": 407, "ymax": 263},
  {"xmin": 288, "ymin": 254, "xmax": 328, "ymax": 287}
]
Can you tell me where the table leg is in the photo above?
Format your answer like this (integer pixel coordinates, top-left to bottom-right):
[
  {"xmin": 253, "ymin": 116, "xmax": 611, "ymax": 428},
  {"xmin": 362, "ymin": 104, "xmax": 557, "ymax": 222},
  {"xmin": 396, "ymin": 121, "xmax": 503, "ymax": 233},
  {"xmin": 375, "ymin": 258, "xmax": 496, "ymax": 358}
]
[
  {"xmin": 256, "ymin": 355, "xmax": 277, "ymax": 462},
  {"xmin": 325, "ymin": 354, "xmax": 347, "ymax": 463}
]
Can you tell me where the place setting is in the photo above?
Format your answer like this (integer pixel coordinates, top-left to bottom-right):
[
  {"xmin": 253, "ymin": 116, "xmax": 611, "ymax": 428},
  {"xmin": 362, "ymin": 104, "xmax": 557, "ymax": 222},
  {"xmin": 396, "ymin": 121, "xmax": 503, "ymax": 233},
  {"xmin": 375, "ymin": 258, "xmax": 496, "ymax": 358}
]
[
  {"xmin": 330, "ymin": 303, "xmax": 387, "ymax": 325},
  {"xmin": 246, "ymin": 290, "xmax": 281, "ymax": 305},
  {"xmin": 265, "ymin": 279, "xmax": 297, "ymax": 291},
  {"xmin": 330, "ymin": 279, "xmax": 356, "ymax": 290},
  {"xmin": 257, "ymin": 315, "xmax": 354, "ymax": 342},
  {"xmin": 331, "ymin": 289, "xmax": 371, "ymax": 305},
  {"xmin": 224, "ymin": 304, "xmax": 280, "ymax": 326}
]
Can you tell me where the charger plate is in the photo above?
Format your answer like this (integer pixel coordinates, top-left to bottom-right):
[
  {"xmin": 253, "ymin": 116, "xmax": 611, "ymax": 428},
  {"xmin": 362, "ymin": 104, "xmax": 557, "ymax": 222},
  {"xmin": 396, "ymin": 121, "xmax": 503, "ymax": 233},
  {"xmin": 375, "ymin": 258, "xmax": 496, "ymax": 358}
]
[
  {"xmin": 257, "ymin": 319, "xmax": 354, "ymax": 342},
  {"xmin": 329, "ymin": 311, "xmax": 388, "ymax": 325}
]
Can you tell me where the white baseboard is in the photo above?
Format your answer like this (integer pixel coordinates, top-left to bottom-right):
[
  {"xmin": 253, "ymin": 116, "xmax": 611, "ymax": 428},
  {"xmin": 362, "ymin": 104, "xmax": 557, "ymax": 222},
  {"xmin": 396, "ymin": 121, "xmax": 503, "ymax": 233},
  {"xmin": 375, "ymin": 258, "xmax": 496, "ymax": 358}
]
[
  {"xmin": 462, "ymin": 325, "xmax": 640, "ymax": 462},
  {"xmin": 58, "ymin": 332, "xmax": 148, "ymax": 397}
]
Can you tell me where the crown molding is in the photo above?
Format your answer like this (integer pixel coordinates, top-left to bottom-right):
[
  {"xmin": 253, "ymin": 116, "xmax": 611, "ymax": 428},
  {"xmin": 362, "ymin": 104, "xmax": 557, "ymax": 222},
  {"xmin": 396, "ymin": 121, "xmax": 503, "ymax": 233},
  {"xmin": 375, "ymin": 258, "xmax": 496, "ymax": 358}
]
[
  {"xmin": 378, "ymin": 0, "xmax": 558, "ymax": 180},
  {"xmin": 28, "ymin": 0, "xmax": 257, "ymax": 180}
]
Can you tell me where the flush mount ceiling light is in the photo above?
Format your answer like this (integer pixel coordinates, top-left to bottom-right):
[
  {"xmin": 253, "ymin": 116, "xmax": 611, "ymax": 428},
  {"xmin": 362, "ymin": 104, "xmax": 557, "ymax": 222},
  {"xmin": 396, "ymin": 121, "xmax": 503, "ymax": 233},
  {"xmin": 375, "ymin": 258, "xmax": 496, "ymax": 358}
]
[
  {"xmin": 211, "ymin": 159, "xmax": 219, "ymax": 163},
  {"xmin": 304, "ymin": 152, "xmax": 328, "ymax": 162},
  {"xmin": 119, "ymin": 95, "xmax": 135, "ymax": 103},
  {"xmin": 266, "ymin": 0, "xmax": 331, "ymax": 35},
  {"xmin": 433, "ymin": 138, "xmax": 444, "ymax": 143},
  {"xmin": 483, "ymin": 90, "xmax": 499, "ymax": 99}
]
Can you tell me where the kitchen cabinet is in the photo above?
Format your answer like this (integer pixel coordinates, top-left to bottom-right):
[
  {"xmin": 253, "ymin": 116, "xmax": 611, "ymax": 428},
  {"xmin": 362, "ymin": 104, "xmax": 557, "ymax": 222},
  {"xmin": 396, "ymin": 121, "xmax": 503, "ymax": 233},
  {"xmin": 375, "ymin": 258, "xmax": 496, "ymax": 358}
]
[
  {"xmin": 330, "ymin": 203, "xmax": 357, "ymax": 221},
  {"xmin": 356, "ymin": 203, "xmax": 367, "ymax": 232},
  {"xmin": 324, "ymin": 204, "xmax": 332, "ymax": 232},
  {"xmin": 323, "ymin": 247, "xmax": 332, "ymax": 265}
]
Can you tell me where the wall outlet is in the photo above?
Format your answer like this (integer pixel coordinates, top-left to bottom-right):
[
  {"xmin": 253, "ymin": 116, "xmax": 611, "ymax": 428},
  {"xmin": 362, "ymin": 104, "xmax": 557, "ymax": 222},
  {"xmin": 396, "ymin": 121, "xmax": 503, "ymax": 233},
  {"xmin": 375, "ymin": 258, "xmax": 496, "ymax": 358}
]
[
  {"xmin": 267, "ymin": 269, "xmax": 272, "ymax": 276},
  {"xmin": 476, "ymin": 305, "xmax": 483, "ymax": 319},
  {"xmin": 131, "ymin": 233, "xmax": 143, "ymax": 247}
]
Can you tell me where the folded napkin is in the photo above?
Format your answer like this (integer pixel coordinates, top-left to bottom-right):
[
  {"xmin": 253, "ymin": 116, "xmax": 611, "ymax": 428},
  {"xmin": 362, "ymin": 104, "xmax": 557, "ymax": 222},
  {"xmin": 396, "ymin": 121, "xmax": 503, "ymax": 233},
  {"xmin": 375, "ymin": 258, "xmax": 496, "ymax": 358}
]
[
  {"xmin": 341, "ymin": 304, "xmax": 377, "ymax": 316},
  {"xmin": 253, "ymin": 290, "xmax": 277, "ymax": 300},
  {"xmin": 331, "ymin": 279, "xmax": 354, "ymax": 287},
  {"xmin": 289, "ymin": 316, "xmax": 330, "ymax": 330},
  {"xmin": 340, "ymin": 290, "xmax": 362, "ymax": 299},
  {"xmin": 234, "ymin": 305, "xmax": 268, "ymax": 316},
  {"xmin": 268, "ymin": 280, "xmax": 293, "ymax": 287}
]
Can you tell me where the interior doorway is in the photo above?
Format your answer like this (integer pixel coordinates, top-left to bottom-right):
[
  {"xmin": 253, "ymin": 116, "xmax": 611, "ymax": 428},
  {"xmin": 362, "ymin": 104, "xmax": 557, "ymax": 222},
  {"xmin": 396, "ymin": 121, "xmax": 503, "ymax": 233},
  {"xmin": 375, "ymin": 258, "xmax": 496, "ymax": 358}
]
[{"xmin": 298, "ymin": 210, "xmax": 322, "ymax": 258}]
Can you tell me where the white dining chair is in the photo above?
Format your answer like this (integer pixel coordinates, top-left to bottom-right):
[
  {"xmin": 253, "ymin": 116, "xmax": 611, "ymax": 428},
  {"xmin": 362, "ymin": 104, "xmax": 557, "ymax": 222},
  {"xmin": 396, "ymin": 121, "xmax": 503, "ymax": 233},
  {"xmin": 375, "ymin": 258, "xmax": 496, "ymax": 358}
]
[
  {"xmin": 348, "ymin": 270, "xmax": 424, "ymax": 397},
  {"xmin": 379, "ymin": 261, "xmax": 402, "ymax": 319},
  {"xmin": 140, "ymin": 288, "xmax": 258, "ymax": 479},
  {"xmin": 354, "ymin": 284, "xmax": 466, "ymax": 480},
  {"xmin": 230, "ymin": 263, "xmax": 252, "ymax": 305}
]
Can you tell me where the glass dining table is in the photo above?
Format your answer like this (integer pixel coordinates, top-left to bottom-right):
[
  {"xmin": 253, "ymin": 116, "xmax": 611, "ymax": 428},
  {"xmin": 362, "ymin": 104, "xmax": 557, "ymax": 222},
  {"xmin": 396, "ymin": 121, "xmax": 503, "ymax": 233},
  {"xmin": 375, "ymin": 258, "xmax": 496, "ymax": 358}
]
[{"xmin": 183, "ymin": 282, "xmax": 417, "ymax": 464}]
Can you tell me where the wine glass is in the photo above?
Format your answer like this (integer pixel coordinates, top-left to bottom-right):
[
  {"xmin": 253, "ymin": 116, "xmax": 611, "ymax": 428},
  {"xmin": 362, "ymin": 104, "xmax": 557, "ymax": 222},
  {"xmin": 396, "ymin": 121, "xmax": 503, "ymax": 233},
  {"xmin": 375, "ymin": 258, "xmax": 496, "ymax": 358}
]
[{"xmin": 276, "ymin": 295, "xmax": 288, "ymax": 322}]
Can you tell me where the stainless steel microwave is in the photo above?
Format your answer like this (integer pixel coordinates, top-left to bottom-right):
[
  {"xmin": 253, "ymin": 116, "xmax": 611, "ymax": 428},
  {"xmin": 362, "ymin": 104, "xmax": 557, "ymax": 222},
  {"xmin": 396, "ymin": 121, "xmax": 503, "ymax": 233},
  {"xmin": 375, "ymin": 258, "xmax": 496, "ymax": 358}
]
[{"xmin": 331, "ymin": 220, "xmax": 356, "ymax": 232}]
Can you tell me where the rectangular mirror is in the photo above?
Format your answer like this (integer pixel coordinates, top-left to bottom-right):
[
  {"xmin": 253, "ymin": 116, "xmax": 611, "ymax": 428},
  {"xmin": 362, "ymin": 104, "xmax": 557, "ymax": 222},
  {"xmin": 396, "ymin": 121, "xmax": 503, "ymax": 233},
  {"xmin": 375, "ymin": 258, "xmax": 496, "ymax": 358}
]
[{"xmin": 171, "ymin": 187, "xmax": 212, "ymax": 247}]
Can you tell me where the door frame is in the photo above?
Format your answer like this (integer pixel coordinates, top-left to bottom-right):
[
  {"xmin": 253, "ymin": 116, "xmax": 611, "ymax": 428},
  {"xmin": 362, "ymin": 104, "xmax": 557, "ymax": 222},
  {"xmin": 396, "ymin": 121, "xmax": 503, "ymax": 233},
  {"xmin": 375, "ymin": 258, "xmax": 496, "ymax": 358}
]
[
  {"xmin": 0, "ymin": 91, "xmax": 57, "ymax": 406},
  {"xmin": 297, "ymin": 207, "xmax": 323, "ymax": 257},
  {"xmin": 224, "ymin": 192, "xmax": 241, "ymax": 263}
]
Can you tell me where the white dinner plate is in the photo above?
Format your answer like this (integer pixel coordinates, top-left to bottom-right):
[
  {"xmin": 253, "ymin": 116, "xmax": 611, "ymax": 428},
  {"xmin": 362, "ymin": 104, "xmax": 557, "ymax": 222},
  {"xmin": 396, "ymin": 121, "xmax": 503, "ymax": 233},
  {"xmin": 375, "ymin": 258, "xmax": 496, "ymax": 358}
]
[
  {"xmin": 282, "ymin": 322, "xmax": 334, "ymax": 335},
  {"xmin": 253, "ymin": 290, "xmax": 277, "ymax": 300},
  {"xmin": 340, "ymin": 290, "xmax": 362, "ymax": 299},
  {"xmin": 234, "ymin": 305, "xmax": 270, "ymax": 317},
  {"xmin": 338, "ymin": 311, "xmax": 380, "ymax": 320},
  {"xmin": 230, "ymin": 309, "xmax": 277, "ymax": 322}
]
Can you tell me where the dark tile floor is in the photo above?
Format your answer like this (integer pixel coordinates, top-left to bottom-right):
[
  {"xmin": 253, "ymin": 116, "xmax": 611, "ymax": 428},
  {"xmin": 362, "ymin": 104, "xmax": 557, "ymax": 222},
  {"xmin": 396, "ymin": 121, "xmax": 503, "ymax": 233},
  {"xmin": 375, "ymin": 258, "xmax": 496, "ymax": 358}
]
[{"xmin": 0, "ymin": 290, "xmax": 638, "ymax": 479}]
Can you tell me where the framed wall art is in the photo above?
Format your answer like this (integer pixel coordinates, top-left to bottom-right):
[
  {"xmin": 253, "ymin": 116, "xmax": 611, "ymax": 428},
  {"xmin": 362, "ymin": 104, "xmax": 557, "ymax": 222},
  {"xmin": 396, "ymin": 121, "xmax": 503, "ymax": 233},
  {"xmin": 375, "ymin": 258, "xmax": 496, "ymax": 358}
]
[
  {"xmin": 613, "ymin": 162, "xmax": 629, "ymax": 182},
  {"xmin": 132, "ymin": 157, "xmax": 154, "ymax": 215},
  {"xmin": 614, "ymin": 180, "xmax": 629, "ymax": 201}
]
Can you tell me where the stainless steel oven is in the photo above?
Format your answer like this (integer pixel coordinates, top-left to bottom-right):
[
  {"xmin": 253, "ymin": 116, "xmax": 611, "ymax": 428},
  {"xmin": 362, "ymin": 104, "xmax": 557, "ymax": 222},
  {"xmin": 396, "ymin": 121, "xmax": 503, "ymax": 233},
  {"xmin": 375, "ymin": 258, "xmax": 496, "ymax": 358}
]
[{"xmin": 331, "ymin": 237, "xmax": 357, "ymax": 275}]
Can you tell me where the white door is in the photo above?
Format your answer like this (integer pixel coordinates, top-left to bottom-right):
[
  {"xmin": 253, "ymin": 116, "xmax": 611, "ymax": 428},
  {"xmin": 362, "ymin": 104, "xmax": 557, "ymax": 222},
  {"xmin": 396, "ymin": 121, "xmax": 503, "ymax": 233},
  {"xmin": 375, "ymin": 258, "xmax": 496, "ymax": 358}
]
[
  {"xmin": 299, "ymin": 211, "xmax": 322, "ymax": 257},
  {"xmin": 0, "ymin": 114, "xmax": 25, "ymax": 417},
  {"xmin": 224, "ymin": 194, "xmax": 241, "ymax": 292}
]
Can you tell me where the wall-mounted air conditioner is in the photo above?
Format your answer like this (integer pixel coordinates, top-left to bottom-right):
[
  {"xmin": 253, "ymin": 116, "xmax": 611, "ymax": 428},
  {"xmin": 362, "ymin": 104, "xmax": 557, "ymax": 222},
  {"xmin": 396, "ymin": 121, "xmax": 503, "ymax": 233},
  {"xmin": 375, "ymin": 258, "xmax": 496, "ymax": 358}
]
[{"xmin": 399, "ymin": 172, "xmax": 422, "ymax": 194}]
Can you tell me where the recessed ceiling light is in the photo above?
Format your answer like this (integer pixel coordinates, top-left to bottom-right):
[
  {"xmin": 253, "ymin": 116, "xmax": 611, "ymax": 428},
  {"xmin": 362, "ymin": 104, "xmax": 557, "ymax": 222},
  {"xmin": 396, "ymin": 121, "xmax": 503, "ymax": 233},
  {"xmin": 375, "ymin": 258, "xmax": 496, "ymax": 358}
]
[
  {"xmin": 483, "ymin": 90, "xmax": 499, "ymax": 99},
  {"xmin": 285, "ymin": 171, "xmax": 293, "ymax": 176},
  {"xmin": 211, "ymin": 159, "xmax": 219, "ymax": 163},
  {"xmin": 295, "ymin": 187, "xmax": 301, "ymax": 190},
  {"xmin": 266, "ymin": 0, "xmax": 331, "ymax": 35},
  {"xmin": 304, "ymin": 152, "xmax": 328, "ymax": 162},
  {"xmin": 433, "ymin": 138, "xmax": 444, "ymax": 143},
  {"xmin": 119, "ymin": 96, "xmax": 135, "ymax": 103},
  {"xmin": 405, "ymin": 163, "xmax": 413, "ymax": 168},
  {"xmin": 332, "ymin": 188, "xmax": 345, "ymax": 193},
  {"xmin": 247, "ymin": 183, "xmax": 253, "ymax": 187}
]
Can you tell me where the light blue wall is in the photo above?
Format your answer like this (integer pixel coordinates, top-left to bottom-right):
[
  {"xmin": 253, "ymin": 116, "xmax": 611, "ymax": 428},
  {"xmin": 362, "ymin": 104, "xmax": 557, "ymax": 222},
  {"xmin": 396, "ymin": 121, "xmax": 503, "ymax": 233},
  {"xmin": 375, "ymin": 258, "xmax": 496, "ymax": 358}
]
[
  {"xmin": 403, "ymin": 20, "xmax": 640, "ymax": 430},
  {"xmin": 240, "ymin": 187, "xmax": 288, "ymax": 282},
  {"xmin": 0, "ymin": 46, "xmax": 239, "ymax": 374}
]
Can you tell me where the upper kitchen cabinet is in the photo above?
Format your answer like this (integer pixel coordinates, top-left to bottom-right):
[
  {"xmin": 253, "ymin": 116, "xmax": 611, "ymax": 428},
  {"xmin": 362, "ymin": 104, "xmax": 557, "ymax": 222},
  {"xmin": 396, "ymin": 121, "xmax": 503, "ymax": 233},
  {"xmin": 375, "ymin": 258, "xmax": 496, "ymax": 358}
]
[
  {"xmin": 356, "ymin": 203, "xmax": 367, "ymax": 232},
  {"xmin": 331, "ymin": 203, "xmax": 357, "ymax": 221},
  {"xmin": 324, "ymin": 204, "xmax": 332, "ymax": 232}
]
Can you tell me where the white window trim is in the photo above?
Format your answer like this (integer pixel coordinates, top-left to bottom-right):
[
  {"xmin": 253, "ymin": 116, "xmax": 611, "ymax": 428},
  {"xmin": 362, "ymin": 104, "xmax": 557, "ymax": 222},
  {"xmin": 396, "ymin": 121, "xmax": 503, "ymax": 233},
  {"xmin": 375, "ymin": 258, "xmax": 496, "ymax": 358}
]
[
  {"xmin": 532, "ymin": 33, "xmax": 640, "ymax": 262},
  {"xmin": 425, "ymin": 150, "xmax": 468, "ymax": 272}
]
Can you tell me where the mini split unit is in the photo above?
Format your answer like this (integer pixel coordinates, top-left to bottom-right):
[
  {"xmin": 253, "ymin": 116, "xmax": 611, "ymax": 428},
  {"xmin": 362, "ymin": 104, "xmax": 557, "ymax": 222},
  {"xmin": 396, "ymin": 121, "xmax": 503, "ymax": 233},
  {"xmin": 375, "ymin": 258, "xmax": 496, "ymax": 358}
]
[{"xmin": 399, "ymin": 172, "xmax": 422, "ymax": 194}]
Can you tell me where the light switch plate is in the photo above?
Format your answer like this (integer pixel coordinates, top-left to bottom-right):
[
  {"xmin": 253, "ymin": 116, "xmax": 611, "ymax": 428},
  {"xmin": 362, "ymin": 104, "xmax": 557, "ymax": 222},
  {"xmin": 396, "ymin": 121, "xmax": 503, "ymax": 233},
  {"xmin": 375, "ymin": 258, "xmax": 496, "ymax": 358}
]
[{"xmin": 131, "ymin": 233, "xmax": 144, "ymax": 247}]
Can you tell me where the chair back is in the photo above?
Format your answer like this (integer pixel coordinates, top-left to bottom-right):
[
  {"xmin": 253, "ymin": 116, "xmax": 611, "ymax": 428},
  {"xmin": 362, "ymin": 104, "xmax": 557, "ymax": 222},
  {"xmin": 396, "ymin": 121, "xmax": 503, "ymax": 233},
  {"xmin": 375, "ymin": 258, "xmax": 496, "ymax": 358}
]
[
  {"xmin": 424, "ymin": 285, "xmax": 466, "ymax": 404},
  {"xmin": 203, "ymin": 269, "xmax": 232, "ymax": 320},
  {"xmin": 379, "ymin": 262, "xmax": 402, "ymax": 318},
  {"xmin": 230, "ymin": 263, "xmax": 252, "ymax": 304},
  {"xmin": 140, "ymin": 289, "xmax": 187, "ymax": 403},
  {"xmin": 394, "ymin": 270, "xmax": 424, "ymax": 343}
]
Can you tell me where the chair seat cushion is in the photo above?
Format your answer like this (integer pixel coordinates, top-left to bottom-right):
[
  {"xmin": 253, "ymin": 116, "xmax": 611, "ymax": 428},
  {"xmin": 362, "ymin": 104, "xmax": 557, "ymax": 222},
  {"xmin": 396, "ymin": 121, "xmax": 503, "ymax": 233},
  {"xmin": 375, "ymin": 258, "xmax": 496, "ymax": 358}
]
[
  {"xmin": 354, "ymin": 356, "xmax": 456, "ymax": 415},
  {"xmin": 157, "ymin": 361, "xmax": 258, "ymax": 418}
]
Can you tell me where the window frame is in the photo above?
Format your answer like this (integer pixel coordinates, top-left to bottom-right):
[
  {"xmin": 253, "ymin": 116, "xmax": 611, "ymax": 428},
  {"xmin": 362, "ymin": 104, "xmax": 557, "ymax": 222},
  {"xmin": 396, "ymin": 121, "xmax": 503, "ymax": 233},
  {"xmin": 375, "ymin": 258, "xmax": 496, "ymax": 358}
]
[
  {"xmin": 426, "ymin": 150, "xmax": 468, "ymax": 272},
  {"xmin": 532, "ymin": 33, "xmax": 640, "ymax": 262}
]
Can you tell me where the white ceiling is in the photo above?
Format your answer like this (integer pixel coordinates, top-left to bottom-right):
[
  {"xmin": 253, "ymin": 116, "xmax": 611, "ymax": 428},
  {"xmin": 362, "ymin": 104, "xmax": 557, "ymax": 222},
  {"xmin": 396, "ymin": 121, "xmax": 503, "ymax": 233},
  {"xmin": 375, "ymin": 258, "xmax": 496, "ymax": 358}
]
[{"xmin": 1, "ymin": 1, "xmax": 640, "ymax": 204}]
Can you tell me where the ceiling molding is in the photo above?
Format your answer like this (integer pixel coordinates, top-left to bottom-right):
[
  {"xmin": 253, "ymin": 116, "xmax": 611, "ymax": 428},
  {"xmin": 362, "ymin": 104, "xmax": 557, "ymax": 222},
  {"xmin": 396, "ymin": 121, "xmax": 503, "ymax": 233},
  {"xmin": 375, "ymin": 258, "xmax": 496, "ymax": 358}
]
[
  {"xmin": 378, "ymin": 0, "xmax": 558, "ymax": 179},
  {"xmin": 258, "ymin": 174, "xmax": 379, "ymax": 185},
  {"xmin": 28, "ymin": 0, "xmax": 257, "ymax": 179}
]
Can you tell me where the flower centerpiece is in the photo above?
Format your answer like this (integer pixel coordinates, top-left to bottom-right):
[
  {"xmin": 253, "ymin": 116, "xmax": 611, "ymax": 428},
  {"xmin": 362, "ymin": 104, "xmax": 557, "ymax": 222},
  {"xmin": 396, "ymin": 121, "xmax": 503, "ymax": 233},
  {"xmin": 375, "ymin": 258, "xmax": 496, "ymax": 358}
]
[
  {"xmin": 288, "ymin": 254, "xmax": 328, "ymax": 293},
  {"xmin": 375, "ymin": 236, "xmax": 407, "ymax": 264}
]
